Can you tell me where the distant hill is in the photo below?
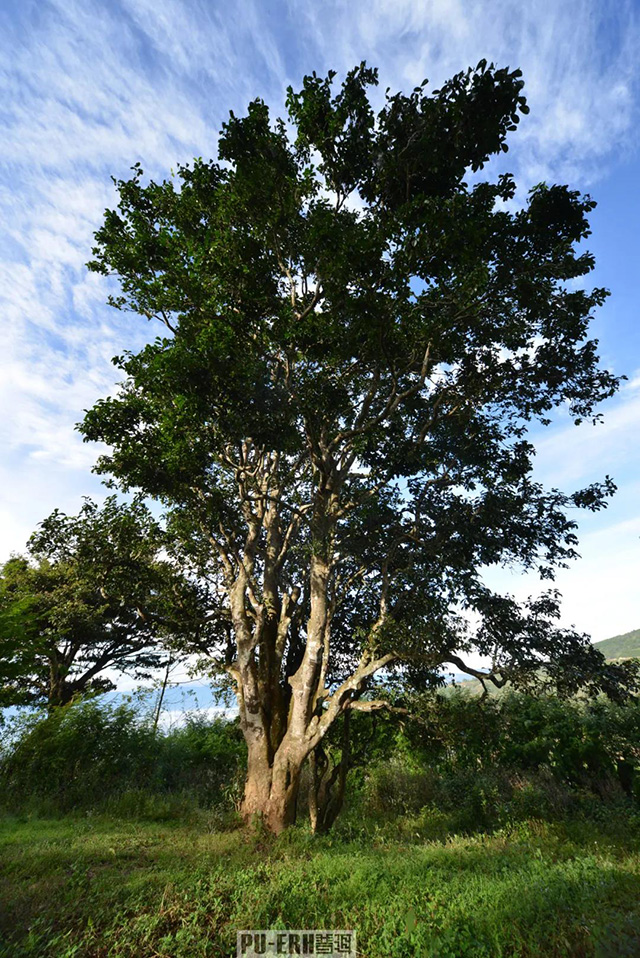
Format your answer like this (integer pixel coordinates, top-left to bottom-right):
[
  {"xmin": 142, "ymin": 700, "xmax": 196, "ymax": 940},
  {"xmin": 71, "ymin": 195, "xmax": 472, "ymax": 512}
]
[{"xmin": 593, "ymin": 629, "xmax": 640, "ymax": 662}]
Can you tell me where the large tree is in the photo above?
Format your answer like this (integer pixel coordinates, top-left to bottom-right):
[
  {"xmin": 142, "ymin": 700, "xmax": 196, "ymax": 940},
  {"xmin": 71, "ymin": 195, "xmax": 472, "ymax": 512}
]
[
  {"xmin": 0, "ymin": 497, "xmax": 191, "ymax": 709},
  {"xmin": 81, "ymin": 61, "xmax": 633, "ymax": 832}
]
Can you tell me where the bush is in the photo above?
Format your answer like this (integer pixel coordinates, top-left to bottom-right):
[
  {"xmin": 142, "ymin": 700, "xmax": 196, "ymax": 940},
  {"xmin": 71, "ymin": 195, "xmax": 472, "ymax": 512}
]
[
  {"xmin": 363, "ymin": 755, "xmax": 438, "ymax": 816},
  {"xmin": 0, "ymin": 697, "xmax": 246, "ymax": 816},
  {"xmin": 152, "ymin": 713, "xmax": 246, "ymax": 804},
  {"xmin": 2, "ymin": 687, "xmax": 639, "ymax": 833},
  {"xmin": 343, "ymin": 691, "xmax": 640, "ymax": 837},
  {"xmin": 377, "ymin": 690, "xmax": 640, "ymax": 796},
  {"xmin": 0, "ymin": 699, "xmax": 156, "ymax": 811}
]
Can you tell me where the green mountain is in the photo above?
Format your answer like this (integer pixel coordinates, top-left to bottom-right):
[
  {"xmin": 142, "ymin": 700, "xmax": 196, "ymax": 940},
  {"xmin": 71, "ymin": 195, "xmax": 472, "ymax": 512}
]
[{"xmin": 593, "ymin": 629, "xmax": 640, "ymax": 661}]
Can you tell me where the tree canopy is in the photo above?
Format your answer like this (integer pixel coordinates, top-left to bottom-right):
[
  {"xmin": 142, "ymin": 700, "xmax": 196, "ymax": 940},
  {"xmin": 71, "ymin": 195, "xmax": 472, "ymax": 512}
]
[
  {"xmin": 79, "ymin": 61, "xmax": 635, "ymax": 831},
  {"xmin": 0, "ymin": 497, "xmax": 191, "ymax": 709}
]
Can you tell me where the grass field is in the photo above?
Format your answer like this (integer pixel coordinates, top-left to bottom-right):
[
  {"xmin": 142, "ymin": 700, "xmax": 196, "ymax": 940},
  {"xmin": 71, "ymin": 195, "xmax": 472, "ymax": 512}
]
[{"xmin": 2, "ymin": 811, "xmax": 640, "ymax": 958}]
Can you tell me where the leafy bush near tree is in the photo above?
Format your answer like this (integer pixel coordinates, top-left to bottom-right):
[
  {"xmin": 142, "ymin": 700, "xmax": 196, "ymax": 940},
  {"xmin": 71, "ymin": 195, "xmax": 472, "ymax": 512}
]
[
  {"xmin": 0, "ymin": 698, "xmax": 246, "ymax": 816},
  {"xmin": 350, "ymin": 691, "xmax": 640, "ymax": 837},
  {"xmin": 395, "ymin": 691, "xmax": 640, "ymax": 787},
  {"xmin": 1, "ymin": 689, "xmax": 639, "ymax": 834}
]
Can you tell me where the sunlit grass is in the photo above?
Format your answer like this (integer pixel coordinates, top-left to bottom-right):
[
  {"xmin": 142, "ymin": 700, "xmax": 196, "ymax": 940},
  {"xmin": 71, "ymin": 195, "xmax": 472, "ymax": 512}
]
[{"xmin": 1, "ymin": 813, "xmax": 639, "ymax": 957}]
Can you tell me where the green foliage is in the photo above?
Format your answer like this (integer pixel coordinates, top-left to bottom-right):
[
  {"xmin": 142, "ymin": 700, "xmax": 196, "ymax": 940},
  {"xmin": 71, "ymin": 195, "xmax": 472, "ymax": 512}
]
[
  {"xmin": 152, "ymin": 713, "xmax": 247, "ymax": 809},
  {"xmin": 0, "ymin": 699, "xmax": 246, "ymax": 816},
  {"xmin": 2, "ymin": 691, "xmax": 640, "ymax": 953},
  {"xmin": 79, "ymin": 60, "xmax": 633, "ymax": 736},
  {"xmin": 0, "ymin": 699, "xmax": 156, "ymax": 812},
  {"xmin": 594, "ymin": 628, "xmax": 640, "ymax": 661},
  {"xmin": 440, "ymin": 692, "xmax": 640, "ymax": 791},
  {"xmin": 3, "ymin": 685, "xmax": 638, "ymax": 836},
  {"xmin": 0, "ymin": 497, "xmax": 197, "ymax": 709},
  {"xmin": 346, "ymin": 691, "xmax": 640, "ymax": 839}
]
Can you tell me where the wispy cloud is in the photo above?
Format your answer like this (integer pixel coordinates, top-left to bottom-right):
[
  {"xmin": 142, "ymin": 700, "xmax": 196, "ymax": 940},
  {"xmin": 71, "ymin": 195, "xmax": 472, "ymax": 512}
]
[
  {"xmin": 531, "ymin": 372, "xmax": 640, "ymax": 487},
  {"xmin": 481, "ymin": 371, "xmax": 640, "ymax": 641},
  {"xmin": 286, "ymin": 0, "xmax": 640, "ymax": 188},
  {"xmin": 484, "ymin": 499, "xmax": 640, "ymax": 643}
]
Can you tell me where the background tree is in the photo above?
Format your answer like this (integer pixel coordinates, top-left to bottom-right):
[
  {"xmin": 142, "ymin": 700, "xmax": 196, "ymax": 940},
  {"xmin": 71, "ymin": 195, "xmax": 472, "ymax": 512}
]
[
  {"xmin": 0, "ymin": 497, "xmax": 193, "ymax": 709},
  {"xmin": 81, "ymin": 61, "xmax": 635, "ymax": 833}
]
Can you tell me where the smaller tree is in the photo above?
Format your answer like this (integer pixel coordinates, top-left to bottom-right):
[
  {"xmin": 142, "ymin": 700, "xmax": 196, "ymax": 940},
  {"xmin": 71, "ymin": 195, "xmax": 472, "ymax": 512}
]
[{"xmin": 0, "ymin": 497, "xmax": 190, "ymax": 709}]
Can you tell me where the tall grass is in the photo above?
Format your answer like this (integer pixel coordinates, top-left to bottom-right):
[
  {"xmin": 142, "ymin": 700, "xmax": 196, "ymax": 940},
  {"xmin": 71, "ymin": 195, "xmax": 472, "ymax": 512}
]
[
  {"xmin": 2, "ymin": 690, "xmax": 639, "ymax": 830},
  {"xmin": 1, "ymin": 814, "xmax": 639, "ymax": 957}
]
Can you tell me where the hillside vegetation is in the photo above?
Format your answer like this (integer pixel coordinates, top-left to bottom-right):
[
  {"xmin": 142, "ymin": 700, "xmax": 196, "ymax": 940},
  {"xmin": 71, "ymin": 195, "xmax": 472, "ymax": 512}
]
[{"xmin": 594, "ymin": 629, "xmax": 640, "ymax": 661}]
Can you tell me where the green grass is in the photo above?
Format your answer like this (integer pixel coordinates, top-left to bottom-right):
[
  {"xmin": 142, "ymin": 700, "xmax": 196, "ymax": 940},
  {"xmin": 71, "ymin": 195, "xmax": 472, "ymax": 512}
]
[{"xmin": 2, "ymin": 812, "xmax": 640, "ymax": 957}]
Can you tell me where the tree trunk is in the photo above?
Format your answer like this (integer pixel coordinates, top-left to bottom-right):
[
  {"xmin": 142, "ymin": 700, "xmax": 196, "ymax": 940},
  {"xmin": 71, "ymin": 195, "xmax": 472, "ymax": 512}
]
[
  {"xmin": 241, "ymin": 741, "xmax": 306, "ymax": 834},
  {"xmin": 265, "ymin": 749, "xmax": 304, "ymax": 833},
  {"xmin": 236, "ymin": 550, "xmax": 332, "ymax": 833},
  {"xmin": 308, "ymin": 711, "xmax": 350, "ymax": 834},
  {"xmin": 242, "ymin": 761, "xmax": 273, "ymax": 821},
  {"xmin": 47, "ymin": 656, "xmax": 66, "ymax": 710}
]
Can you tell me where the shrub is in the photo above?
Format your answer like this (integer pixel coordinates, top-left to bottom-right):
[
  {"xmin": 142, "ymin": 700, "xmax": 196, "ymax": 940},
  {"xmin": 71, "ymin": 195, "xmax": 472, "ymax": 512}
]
[
  {"xmin": 363, "ymin": 755, "xmax": 439, "ymax": 816},
  {"xmin": 0, "ymin": 699, "xmax": 156, "ymax": 811},
  {"xmin": 0, "ymin": 697, "xmax": 246, "ymax": 816}
]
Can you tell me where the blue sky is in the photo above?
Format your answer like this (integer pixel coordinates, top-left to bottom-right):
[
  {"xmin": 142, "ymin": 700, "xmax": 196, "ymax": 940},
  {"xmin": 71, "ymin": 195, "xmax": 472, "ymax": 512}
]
[{"xmin": 1, "ymin": 0, "xmax": 639, "ymax": 696}]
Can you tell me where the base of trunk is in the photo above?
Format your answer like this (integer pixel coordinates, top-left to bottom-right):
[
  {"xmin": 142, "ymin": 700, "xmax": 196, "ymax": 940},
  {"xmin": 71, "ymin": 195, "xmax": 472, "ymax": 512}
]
[{"xmin": 242, "ymin": 756, "xmax": 302, "ymax": 834}]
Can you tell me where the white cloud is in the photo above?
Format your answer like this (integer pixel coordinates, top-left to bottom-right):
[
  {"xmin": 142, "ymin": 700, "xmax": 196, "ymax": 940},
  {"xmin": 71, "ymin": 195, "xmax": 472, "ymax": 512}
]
[
  {"xmin": 531, "ymin": 372, "xmax": 640, "ymax": 487},
  {"xmin": 478, "ymin": 371, "xmax": 640, "ymax": 642},
  {"xmin": 287, "ymin": 0, "xmax": 639, "ymax": 188},
  {"xmin": 483, "ymin": 502, "xmax": 640, "ymax": 643},
  {"xmin": 158, "ymin": 705, "xmax": 238, "ymax": 730}
]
